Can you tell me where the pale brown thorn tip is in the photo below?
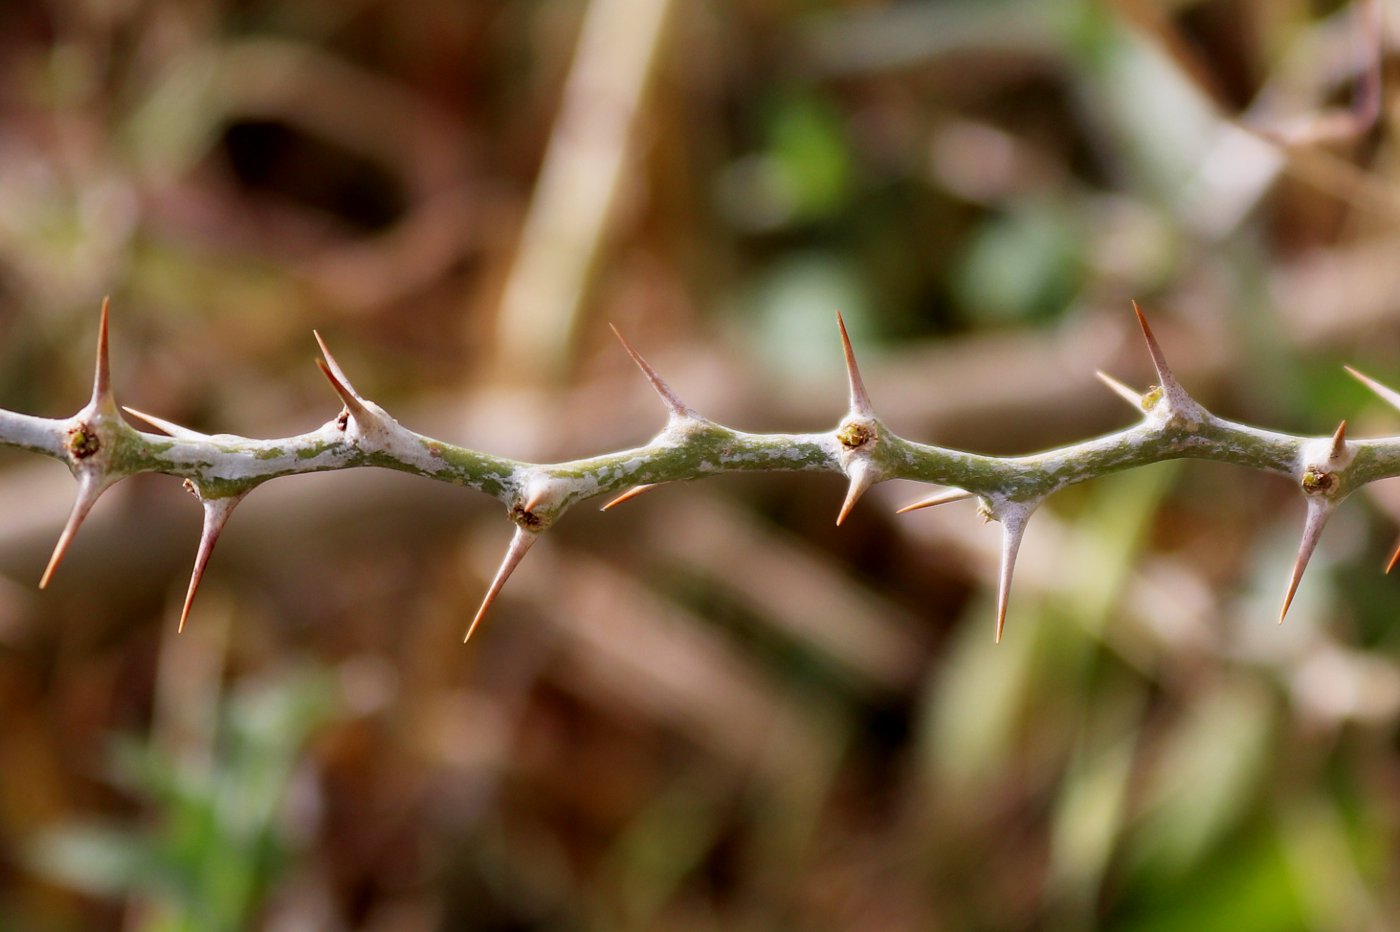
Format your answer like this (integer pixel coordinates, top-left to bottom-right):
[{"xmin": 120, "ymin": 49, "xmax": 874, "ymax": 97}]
[
  {"xmin": 895, "ymin": 488, "xmax": 974, "ymax": 515},
  {"xmin": 601, "ymin": 484, "xmax": 659, "ymax": 511},
  {"xmin": 315, "ymin": 358, "xmax": 370, "ymax": 420},
  {"xmin": 92, "ymin": 296, "xmax": 116, "ymax": 415},
  {"xmin": 1344, "ymin": 365, "xmax": 1400, "ymax": 413},
  {"xmin": 835, "ymin": 310, "xmax": 874, "ymax": 418},
  {"xmin": 39, "ymin": 475, "xmax": 109, "ymax": 589},
  {"xmin": 995, "ymin": 507, "xmax": 1033, "ymax": 643},
  {"xmin": 1130, "ymin": 301, "xmax": 1198, "ymax": 416},
  {"xmin": 465, "ymin": 527, "xmax": 539, "ymax": 643},
  {"xmin": 179, "ymin": 495, "xmax": 244, "ymax": 633},
  {"xmin": 1280, "ymin": 500, "xmax": 1333, "ymax": 623},
  {"xmin": 313, "ymin": 331, "xmax": 358, "ymax": 394},
  {"xmin": 608, "ymin": 323, "xmax": 694, "ymax": 419},
  {"xmin": 1330, "ymin": 420, "xmax": 1347, "ymax": 461},
  {"xmin": 1094, "ymin": 371, "xmax": 1144, "ymax": 410},
  {"xmin": 836, "ymin": 461, "xmax": 875, "ymax": 526},
  {"xmin": 1385, "ymin": 537, "xmax": 1400, "ymax": 575},
  {"xmin": 121, "ymin": 406, "xmax": 207, "ymax": 440}
]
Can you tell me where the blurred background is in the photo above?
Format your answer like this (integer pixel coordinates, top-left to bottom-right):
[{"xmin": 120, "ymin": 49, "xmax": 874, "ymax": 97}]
[{"xmin": 1, "ymin": 0, "xmax": 1399, "ymax": 928}]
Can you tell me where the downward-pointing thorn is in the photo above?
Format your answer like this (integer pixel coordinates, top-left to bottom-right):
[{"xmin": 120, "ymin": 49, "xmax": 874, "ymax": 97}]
[
  {"xmin": 895, "ymin": 488, "xmax": 974, "ymax": 514},
  {"xmin": 835, "ymin": 310, "xmax": 874, "ymax": 418},
  {"xmin": 1344, "ymin": 365, "xmax": 1400, "ymax": 413},
  {"xmin": 609, "ymin": 324, "xmax": 695, "ymax": 420},
  {"xmin": 836, "ymin": 460, "xmax": 875, "ymax": 526},
  {"xmin": 994, "ymin": 505, "xmax": 1035, "ymax": 643},
  {"xmin": 1094, "ymin": 370, "xmax": 1145, "ymax": 410},
  {"xmin": 39, "ymin": 473, "xmax": 111, "ymax": 589},
  {"xmin": 465, "ymin": 527, "xmax": 539, "ymax": 643},
  {"xmin": 601, "ymin": 484, "xmax": 659, "ymax": 511},
  {"xmin": 1280, "ymin": 499, "xmax": 1334, "ymax": 623},
  {"xmin": 180, "ymin": 494, "xmax": 245, "ymax": 633}
]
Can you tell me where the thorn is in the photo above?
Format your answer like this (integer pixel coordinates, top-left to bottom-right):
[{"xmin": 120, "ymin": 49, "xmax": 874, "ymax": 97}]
[
  {"xmin": 315, "ymin": 359, "xmax": 371, "ymax": 422},
  {"xmin": 179, "ymin": 494, "xmax": 245, "ymax": 633},
  {"xmin": 1386, "ymin": 537, "xmax": 1400, "ymax": 574},
  {"xmin": 524, "ymin": 488, "xmax": 548, "ymax": 514},
  {"xmin": 465, "ymin": 527, "xmax": 539, "ymax": 643},
  {"xmin": 895, "ymin": 488, "xmax": 974, "ymax": 515},
  {"xmin": 39, "ymin": 473, "xmax": 111, "ymax": 589},
  {"xmin": 1281, "ymin": 499, "xmax": 1334, "ymax": 623},
  {"xmin": 836, "ymin": 459, "xmax": 876, "ymax": 526},
  {"xmin": 1329, "ymin": 420, "xmax": 1347, "ymax": 462},
  {"xmin": 994, "ymin": 504, "xmax": 1035, "ymax": 643},
  {"xmin": 1131, "ymin": 302, "xmax": 1199, "ymax": 417},
  {"xmin": 313, "ymin": 331, "xmax": 360, "ymax": 396},
  {"xmin": 609, "ymin": 324, "xmax": 696, "ymax": 420},
  {"xmin": 601, "ymin": 484, "xmax": 659, "ymax": 511},
  {"xmin": 91, "ymin": 296, "xmax": 117, "ymax": 416},
  {"xmin": 121, "ymin": 407, "xmax": 208, "ymax": 440},
  {"xmin": 1094, "ymin": 371, "xmax": 1145, "ymax": 410},
  {"xmin": 1344, "ymin": 365, "xmax": 1400, "ymax": 413},
  {"xmin": 836, "ymin": 310, "xmax": 874, "ymax": 418}
]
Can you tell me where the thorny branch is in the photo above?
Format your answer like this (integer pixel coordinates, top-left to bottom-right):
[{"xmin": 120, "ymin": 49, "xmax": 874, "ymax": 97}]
[{"xmin": 11, "ymin": 299, "xmax": 1400, "ymax": 642}]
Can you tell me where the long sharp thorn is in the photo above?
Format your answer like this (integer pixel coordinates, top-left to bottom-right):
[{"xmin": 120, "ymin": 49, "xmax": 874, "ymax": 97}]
[
  {"xmin": 465, "ymin": 527, "xmax": 539, "ymax": 643},
  {"xmin": 1281, "ymin": 500, "xmax": 1334, "ymax": 623},
  {"xmin": 608, "ymin": 324, "xmax": 694, "ymax": 420},
  {"xmin": 835, "ymin": 310, "xmax": 874, "ymax": 418},
  {"xmin": 1344, "ymin": 365, "xmax": 1400, "ymax": 413},
  {"xmin": 895, "ymin": 488, "xmax": 973, "ymax": 515},
  {"xmin": 1385, "ymin": 537, "xmax": 1400, "ymax": 574},
  {"xmin": 1094, "ymin": 371, "xmax": 1145, "ymax": 410},
  {"xmin": 121, "ymin": 406, "xmax": 207, "ymax": 440},
  {"xmin": 40, "ymin": 474, "xmax": 110, "ymax": 589},
  {"xmin": 313, "ymin": 331, "xmax": 359, "ymax": 395},
  {"xmin": 836, "ymin": 460, "xmax": 875, "ymax": 526},
  {"xmin": 315, "ymin": 359, "xmax": 371, "ymax": 421},
  {"xmin": 1131, "ymin": 301, "xmax": 1197, "ymax": 414},
  {"xmin": 995, "ymin": 507, "xmax": 1033, "ymax": 643},
  {"xmin": 92, "ymin": 296, "xmax": 116, "ymax": 415},
  {"xmin": 601, "ymin": 484, "xmax": 659, "ymax": 511},
  {"xmin": 180, "ymin": 495, "xmax": 244, "ymax": 633},
  {"xmin": 1330, "ymin": 420, "xmax": 1347, "ymax": 462}
]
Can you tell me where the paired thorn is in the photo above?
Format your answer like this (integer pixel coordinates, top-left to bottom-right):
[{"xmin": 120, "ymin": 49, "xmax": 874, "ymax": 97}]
[
  {"xmin": 1280, "ymin": 499, "xmax": 1335, "ymax": 623},
  {"xmin": 40, "ymin": 474, "xmax": 112, "ymax": 589},
  {"xmin": 180, "ymin": 494, "xmax": 246, "ymax": 633},
  {"xmin": 836, "ymin": 460, "xmax": 876, "ymax": 526},
  {"xmin": 609, "ymin": 324, "xmax": 696, "ymax": 421},
  {"xmin": 994, "ymin": 504, "xmax": 1036, "ymax": 643},
  {"xmin": 1344, "ymin": 365, "xmax": 1400, "ymax": 413},
  {"xmin": 835, "ymin": 311, "xmax": 874, "ymax": 419},
  {"xmin": 895, "ymin": 488, "xmax": 974, "ymax": 515},
  {"xmin": 1329, "ymin": 420, "xmax": 1348, "ymax": 462},
  {"xmin": 601, "ymin": 484, "xmax": 659, "ymax": 511},
  {"xmin": 465, "ymin": 527, "xmax": 539, "ymax": 643},
  {"xmin": 1094, "ymin": 370, "xmax": 1145, "ymax": 410}
]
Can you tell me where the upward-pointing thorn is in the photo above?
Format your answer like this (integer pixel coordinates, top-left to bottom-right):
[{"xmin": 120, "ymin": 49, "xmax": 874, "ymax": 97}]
[
  {"xmin": 1280, "ymin": 499, "xmax": 1335, "ymax": 623},
  {"xmin": 1344, "ymin": 365, "xmax": 1400, "ymax": 413},
  {"xmin": 609, "ymin": 324, "xmax": 696, "ymax": 421},
  {"xmin": 39, "ymin": 473, "xmax": 113, "ymax": 589},
  {"xmin": 465, "ymin": 527, "xmax": 539, "ymax": 643},
  {"xmin": 1131, "ymin": 301, "xmax": 1200, "ymax": 418},
  {"xmin": 180, "ymin": 494, "xmax": 246, "ymax": 633},
  {"xmin": 1329, "ymin": 420, "xmax": 1348, "ymax": 462},
  {"xmin": 835, "ymin": 310, "xmax": 874, "ymax": 418},
  {"xmin": 91, "ymin": 296, "xmax": 117, "ymax": 416},
  {"xmin": 313, "ymin": 332, "xmax": 372, "ymax": 423},
  {"xmin": 994, "ymin": 503, "xmax": 1036, "ymax": 643}
]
